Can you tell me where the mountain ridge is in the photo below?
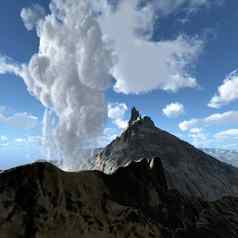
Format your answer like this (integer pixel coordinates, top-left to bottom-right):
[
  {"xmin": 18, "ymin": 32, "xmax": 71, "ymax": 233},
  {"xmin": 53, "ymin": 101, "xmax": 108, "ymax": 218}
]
[{"xmin": 1, "ymin": 159, "xmax": 238, "ymax": 237}]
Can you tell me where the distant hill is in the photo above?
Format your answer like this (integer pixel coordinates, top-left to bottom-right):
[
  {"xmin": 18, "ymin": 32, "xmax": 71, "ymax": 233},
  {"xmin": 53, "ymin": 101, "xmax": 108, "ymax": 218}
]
[
  {"xmin": 96, "ymin": 107, "xmax": 238, "ymax": 200},
  {"xmin": 202, "ymin": 148, "xmax": 238, "ymax": 168}
]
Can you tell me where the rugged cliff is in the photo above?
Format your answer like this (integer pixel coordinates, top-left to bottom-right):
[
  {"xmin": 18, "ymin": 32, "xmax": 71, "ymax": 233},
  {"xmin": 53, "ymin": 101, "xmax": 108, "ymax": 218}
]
[
  {"xmin": 0, "ymin": 159, "xmax": 238, "ymax": 237},
  {"xmin": 96, "ymin": 108, "xmax": 238, "ymax": 200}
]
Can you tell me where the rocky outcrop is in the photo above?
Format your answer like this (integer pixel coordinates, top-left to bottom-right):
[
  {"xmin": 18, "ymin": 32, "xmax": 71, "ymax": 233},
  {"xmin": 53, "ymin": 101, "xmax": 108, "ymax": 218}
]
[
  {"xmin": 96, "ymin": 108, "xmax": 238, "ymax": 201},
  {"xmin": 0, "ymin": 159, "xmax": 238, "ymax": 238}
]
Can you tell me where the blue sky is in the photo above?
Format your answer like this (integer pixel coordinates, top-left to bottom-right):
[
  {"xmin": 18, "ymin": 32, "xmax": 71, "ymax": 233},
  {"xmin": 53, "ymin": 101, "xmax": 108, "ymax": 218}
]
[{"xmin": 0, "ymin": 0, "xmax": 238, "ymax": 169}]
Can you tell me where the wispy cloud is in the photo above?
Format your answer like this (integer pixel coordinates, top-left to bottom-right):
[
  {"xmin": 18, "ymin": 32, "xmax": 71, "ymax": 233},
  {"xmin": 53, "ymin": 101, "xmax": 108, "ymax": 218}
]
[
  {"xmin": 0, "ymin": 56, "xmax": 23, "ymax": 76},
  {"xmin": 150, "ymin": 0, "xmax": 220, "ymax": 16},
  {"xmin": 0, "ymin": 112, "xmax": 38, "ymax": 129},
  {"xmin": 179, "ymin": 111, "xmax": 238, "ymax": 131},
  {"xmin": 188, "ymin": 128, "xmax": 210, "ymax": 148},
  {"xmin": 215, "ymin": 129, "xmax": 238, "ymax": 140}
]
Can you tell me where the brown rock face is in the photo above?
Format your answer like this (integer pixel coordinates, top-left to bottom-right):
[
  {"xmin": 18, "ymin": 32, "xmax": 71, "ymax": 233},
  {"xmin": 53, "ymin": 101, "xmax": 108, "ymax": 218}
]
[
  {"xmin": 96, "ymin": 108, "xmax": 238, "ymax": 201},
  {"xmin": 0, "ymin": 160, "xmax": 238, "ymax": 238}
]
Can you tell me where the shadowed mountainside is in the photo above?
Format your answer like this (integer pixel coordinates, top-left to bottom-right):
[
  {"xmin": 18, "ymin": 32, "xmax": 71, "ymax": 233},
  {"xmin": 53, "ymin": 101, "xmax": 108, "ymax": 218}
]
[{"xmin": 0, "ymin": 159, "xmax": 238, "ymax": 237}]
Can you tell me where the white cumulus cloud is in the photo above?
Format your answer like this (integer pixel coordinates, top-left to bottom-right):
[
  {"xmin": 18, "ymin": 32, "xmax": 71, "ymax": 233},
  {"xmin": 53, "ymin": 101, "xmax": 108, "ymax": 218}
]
[
  {"xmin": 163, "ymin": 102, "xmax": 184, "ymax": 118},
  {"xmin": 99, "ymin": 0, "xmax": 203, "ymax": 94},
  {"xmin": 108, "ymin": 103, "xmax": 128, "ymax": 130},
  {"xmin": 208, "ymin": 70, "xmax": 238, "ymax": 108}
]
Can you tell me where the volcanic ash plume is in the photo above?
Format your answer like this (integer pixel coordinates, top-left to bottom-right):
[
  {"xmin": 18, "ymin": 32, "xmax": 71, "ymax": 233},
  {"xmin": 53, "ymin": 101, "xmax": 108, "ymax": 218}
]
[
  {"xmin": 29, "ymin": 0, "xmax": 115, "ymax": 169},
  {"xmin": 0, "ymin": 0, "xmax": 115, "ymax": 170}
]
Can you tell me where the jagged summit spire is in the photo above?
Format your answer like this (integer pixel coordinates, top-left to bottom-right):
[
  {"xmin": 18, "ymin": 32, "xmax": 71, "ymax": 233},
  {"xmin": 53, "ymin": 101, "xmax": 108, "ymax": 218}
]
[
  {"xmin": 128, "ymin": 107, "xmax": 142, "ymax": 126},
  {"xmin": 128, "ymin": 107, "xmax": 155, "ymax": 128}
]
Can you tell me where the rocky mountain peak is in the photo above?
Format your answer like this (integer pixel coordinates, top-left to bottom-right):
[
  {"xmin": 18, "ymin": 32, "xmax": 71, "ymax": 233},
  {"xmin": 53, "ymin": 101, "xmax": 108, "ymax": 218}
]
[
  {"xmin": 128, "ymin": 107, "xmax": 155, "ymax": 129},
  {"xmin": 128, "ymin": 107, "xmax": 142, "ymax": 126}
]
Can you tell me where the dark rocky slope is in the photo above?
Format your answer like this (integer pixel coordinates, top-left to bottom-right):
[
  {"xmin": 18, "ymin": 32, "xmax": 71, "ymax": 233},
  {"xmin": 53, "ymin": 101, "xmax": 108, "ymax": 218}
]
[
  {"xmin": 96, "ymin": 108, "xmax": 238, "ymax": 201},
  {"xmin": 1, "ymin": 159, "xmax": 238, "ymax": 237}
]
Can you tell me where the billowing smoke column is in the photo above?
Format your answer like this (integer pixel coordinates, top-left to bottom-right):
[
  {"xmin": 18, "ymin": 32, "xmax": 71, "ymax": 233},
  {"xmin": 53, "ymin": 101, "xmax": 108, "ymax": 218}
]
[
  {"xmin": 29, "ymin": 0, "xmax": 114, "ymax": 169},
  {"xmin": 0, "ymin": 0, "xmax": 114, "ymax": 170}
]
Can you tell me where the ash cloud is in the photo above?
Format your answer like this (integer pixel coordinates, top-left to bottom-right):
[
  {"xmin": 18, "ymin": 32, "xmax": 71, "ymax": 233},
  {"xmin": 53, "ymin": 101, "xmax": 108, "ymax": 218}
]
[
  {"xmin": 28, "ymin": 0, "xmax": 114, "ymax": 169},
  {"xmin": 0, "ymin": 0, "xmax": 114, "ymax": 170}
]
